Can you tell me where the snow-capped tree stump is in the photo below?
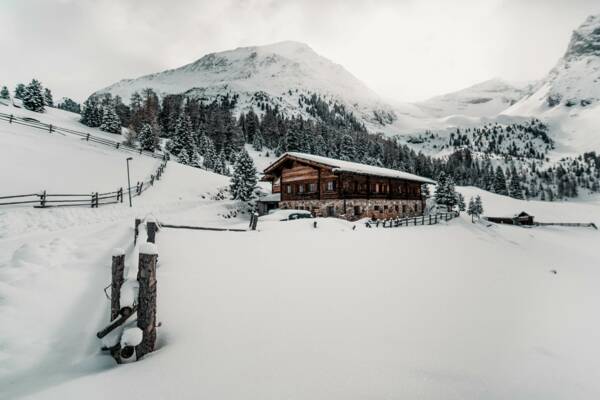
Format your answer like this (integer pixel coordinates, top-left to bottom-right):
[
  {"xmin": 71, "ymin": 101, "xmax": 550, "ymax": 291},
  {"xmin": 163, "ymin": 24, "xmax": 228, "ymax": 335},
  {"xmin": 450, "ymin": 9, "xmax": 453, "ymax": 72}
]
[
  {"xmin": 136, "ymin": 243, "xmax": 158, "ymax": 360},
  {"xmin": 251, "ymin": 212, "xmax": 259, "ymax": 230},
  {"xmin": 111, "ymin": 250, "xmax": 126, "ymax": 321}
]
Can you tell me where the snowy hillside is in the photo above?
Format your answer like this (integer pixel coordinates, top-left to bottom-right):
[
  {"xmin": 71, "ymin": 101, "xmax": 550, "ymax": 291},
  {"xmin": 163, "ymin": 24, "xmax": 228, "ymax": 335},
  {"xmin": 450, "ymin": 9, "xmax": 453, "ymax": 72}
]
[
  {"xmin": 94, "ymin": 41, "xmax": 407, "ymax": 132},
  {"xmin": 0, "ymin": 103, "xmax": 158, "ymax": 194},
  {"xmin": 418, "ymin": 79, "xmax": 534, "ymax": 118},
  {"xmin": 504, "ymin": 14, "xmax": 600, "ymax": 154}
]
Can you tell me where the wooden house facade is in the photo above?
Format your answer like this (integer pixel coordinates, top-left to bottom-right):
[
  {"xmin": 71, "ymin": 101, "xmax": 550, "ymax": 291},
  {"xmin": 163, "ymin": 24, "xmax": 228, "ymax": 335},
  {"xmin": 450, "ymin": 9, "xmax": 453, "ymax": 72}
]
[{"xmin": 262, "ymin": 152, "xmax": 435, "ymax": 220}]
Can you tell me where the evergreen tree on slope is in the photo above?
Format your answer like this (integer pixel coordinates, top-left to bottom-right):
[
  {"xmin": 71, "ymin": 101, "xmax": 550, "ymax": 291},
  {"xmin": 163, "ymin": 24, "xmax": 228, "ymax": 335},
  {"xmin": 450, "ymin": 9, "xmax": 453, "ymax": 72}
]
[
  {"xmin": 508, "ymin": 175, "xmax": 523, "ymax": 199},
  {"xmin": 493, "ymin": 166, "xmax": 508, "ymax": 195},
  {"xmin": 100, "ymin": 103, "xmax": 122, "ymax": 134},
  {"xmin": 14, "ymin": 83, "xmax": 26, "ymax": 100},
  {"xmin": 230, "ymin": 149, "xmax": 258, "ymax": 202},
  {"xmin": 0, "ymin": 86, "xmax": 9, "ymax": 99},
  {"xmin": 22, "ymin": 79, "xmax": 45, "ymax": 112},
  {"xmin": 43, "ymin": 88, "xmax": 54, "ymax": 107},
  {"xmin": 138, "ymin": 123, "xmax": 156, "ymax": 152}
]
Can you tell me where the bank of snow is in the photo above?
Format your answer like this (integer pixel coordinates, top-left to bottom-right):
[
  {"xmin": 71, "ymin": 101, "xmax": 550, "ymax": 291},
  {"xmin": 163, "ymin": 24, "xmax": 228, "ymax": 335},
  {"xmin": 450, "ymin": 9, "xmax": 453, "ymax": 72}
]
[{"xmin": 12, "ymin": 188, "xmax": 600, "ymax": 400}]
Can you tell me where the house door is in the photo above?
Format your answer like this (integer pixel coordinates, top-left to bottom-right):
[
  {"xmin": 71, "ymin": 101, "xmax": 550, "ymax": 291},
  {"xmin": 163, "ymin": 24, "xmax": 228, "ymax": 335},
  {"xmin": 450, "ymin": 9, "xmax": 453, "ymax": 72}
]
[{"xmin": 327, "ymin": 205, "xmax": 335, "ymax": 217}]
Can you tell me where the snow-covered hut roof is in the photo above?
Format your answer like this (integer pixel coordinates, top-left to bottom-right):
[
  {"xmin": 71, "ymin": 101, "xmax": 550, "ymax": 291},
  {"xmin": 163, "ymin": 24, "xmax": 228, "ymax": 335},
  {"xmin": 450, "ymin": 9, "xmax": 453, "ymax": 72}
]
[{"xmin": 264, "ymin": 152, "xmax": 436, "ymax": 184}]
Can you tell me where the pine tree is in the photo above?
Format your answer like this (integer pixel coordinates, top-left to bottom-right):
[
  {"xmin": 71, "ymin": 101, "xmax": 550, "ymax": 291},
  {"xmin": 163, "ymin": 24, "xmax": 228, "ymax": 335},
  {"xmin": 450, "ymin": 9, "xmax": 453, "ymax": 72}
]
[
  {"xmin": 80, "ymin": 97, "xmax": 102, "ymax": 127},
  {"xmin": 252, "ymin": 130, "xmax": 264, "ymax": 151},
  {"xmin": 475, "ymin": 195, "xmax": 484, "ymax": 218},
  {"xmin": 434, "ymin": 172, "xmax": 459, "ymax": 211},
  {"xmin": 100, "ymin": 103, "xmax": 122, "ymax": 134},
  {"xmin": 14, "ymin": 83, "xmax": 26, "ymax": 100},
  {"xmin": 456, "ymin": 192, "xmax": 466, "ymax": 212},
  {"xmin": 230, "ymin": 149, "xmax": 258, "ymax": 202},
  {"xmin": 339, "ymin": 133, "xmax": 355, "ymax": 161},
  {"xmin": 214, "ymin": 150, "xmax": 229, "ymax": 175},
  {"xmin": 202, "ymin": 138, "xmax": 217, "ymax": 170},
  {"xmin": 22, "ymin": 79, "xmax": 45, "ymax": 112},
  {"xmin": 57, "ymin": 98, "xmax": 81, "ymax": 114},
  {"xmin": 0, "ymin": 86, "xmax": 9, "ymax": 99},
  {"xmin": 467, "ymin": 196, "xmax": 477, "ymax": 222},
  {"xmin": 493, "ymin": 166, "xmax": 508, "ymax": 195},
  {"xmin": 138, "ymin": 123, "xmax": 156, "ymax": 152},
  {"xmin": 508, "ymin": 175, "xmax": 523, "ymax": 199},
  {"xmin": 172, "ymin": 115, "xmax": 198, "ymax": 166},
  {"xmin": 43, "ymin": 88, "xmax": 54, "ymax": 107}
]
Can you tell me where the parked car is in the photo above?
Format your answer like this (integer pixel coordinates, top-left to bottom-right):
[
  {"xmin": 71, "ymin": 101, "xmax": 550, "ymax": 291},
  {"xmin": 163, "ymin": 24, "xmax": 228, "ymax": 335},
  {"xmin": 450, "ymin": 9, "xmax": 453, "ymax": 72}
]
[{"xmin": 260, "ymin": 209, "xmax": 313, "ymax": 222}]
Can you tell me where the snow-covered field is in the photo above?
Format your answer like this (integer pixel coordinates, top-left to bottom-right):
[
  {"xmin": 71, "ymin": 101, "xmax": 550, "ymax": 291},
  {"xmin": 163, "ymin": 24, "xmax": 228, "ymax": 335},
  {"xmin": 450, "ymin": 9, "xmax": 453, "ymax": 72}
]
[
  {"xmin": 2, "ymin": 194, "xmax": 599, "ymax": 399},
  {"xmin": 2, "ymin": 103, "xmax": 600, "ymax": 399}
]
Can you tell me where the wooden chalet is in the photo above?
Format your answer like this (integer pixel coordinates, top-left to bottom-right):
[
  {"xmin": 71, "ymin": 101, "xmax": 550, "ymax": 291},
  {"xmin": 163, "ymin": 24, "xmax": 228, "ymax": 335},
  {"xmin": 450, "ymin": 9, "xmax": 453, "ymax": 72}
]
[{"xmin": 261, "ymin": 152, "xmax": 435, "ymax": 220}]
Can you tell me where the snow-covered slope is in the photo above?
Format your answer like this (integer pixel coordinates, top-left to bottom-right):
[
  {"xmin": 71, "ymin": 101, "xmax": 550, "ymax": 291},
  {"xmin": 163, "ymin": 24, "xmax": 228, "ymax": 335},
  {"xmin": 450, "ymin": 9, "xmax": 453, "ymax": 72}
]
[
  {"xmin": 419, "ymin": 79, "xmax": 534, "ymax": 118},
  {"xmin": 5, "ymin": 186, "xmax": 600, "ymax": 400},
  {"xmin": 504, "ymin": 14, "xmax": 600, "ymax": 153},
  {"xmin": 95, "ymin": 41, "xmax": 409, "ymax": 132}
]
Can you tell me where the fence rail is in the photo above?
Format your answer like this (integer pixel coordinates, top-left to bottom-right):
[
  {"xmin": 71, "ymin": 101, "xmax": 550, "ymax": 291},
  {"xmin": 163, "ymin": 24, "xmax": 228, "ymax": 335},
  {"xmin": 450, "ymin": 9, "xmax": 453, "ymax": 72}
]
[
  {"xmin": 365, "ymin": 211, "xmax": 459, "ymax": 228},
  {"xmin": 0, "ymin": 158, "xmax": 168, "ymax": 208},
  {"xmin": 0, "ymin": 111, "xmax": 165, "ymax": 160},
  {"xmin": 534, "ymin": 222, "xmax": 598, "ymax": 230}
]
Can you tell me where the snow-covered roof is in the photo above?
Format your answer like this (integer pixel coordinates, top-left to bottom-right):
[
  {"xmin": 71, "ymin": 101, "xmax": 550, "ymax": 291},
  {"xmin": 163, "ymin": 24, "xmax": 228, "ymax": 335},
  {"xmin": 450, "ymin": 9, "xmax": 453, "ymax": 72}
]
[{"xmin": 265, "ymin": 152, "xmax": 436, "ymax": 184}]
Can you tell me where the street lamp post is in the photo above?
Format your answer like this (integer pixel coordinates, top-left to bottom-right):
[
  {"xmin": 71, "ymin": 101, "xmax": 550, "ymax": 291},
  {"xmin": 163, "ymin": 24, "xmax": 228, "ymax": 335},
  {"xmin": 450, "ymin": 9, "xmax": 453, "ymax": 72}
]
[{"xmin": 126, "ymin": 157, "xmax": 133, "ymax": 207}]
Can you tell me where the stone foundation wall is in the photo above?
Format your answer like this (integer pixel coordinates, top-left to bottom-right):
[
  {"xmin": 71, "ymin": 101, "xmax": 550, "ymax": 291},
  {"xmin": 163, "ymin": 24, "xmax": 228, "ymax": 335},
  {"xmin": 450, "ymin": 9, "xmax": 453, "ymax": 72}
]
[{"xmin": 279, "ymin": 198, "xmax": 424, "ymax": 220}]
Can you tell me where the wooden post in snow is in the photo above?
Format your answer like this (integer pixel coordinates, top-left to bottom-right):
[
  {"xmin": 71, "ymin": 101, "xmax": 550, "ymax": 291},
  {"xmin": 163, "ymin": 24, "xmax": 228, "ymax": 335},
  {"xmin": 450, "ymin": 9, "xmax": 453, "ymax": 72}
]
[
  {"xmin": 146, "ymin": 220, "xmax": 158, "ymax": 243},
  {"xmin": 110, "ymin": 249, "xmax": 125, "ymax": 321},
  {"xmin": 134, "ymin": 218, "xmax": 141, "ymax": 244},
  {"xmin": 136, "ymin": 243, "xmax": 158, "ymax": 360}
]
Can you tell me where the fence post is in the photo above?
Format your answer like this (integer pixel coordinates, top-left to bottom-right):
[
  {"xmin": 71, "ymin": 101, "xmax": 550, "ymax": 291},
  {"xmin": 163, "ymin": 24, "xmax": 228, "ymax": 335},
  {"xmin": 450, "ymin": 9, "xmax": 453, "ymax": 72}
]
[
  {"xmin": 9, "ymin": 114, "xmax": 13, "ymax": 124},
  {"xmin": 150, "ymin": 175, "xmax": 155, "ymax": 186},
  {"xmin": 136, "ymin": 243, "xmax": 158, "ymax": 360},
  {"xmin": 146, "ymin": 220, "xmax": 158, "ymax": 243},
  {"xmin": 39, "ymin": 190, "xmax": 46, "ymax": 208},
  {"xmin": 111, "ymin": 250, "xmax": 126, "ymax": 321},
  {"xmin": 251, "ymin": 212, "xmax": 259, "ymax": 230},
  {"xmin": 48, "ymin": 124, "xmax": 53, "ymax": 134},
  {"xmin": 116, "ymin": 143, "xmax": 120, "ymax": 149},
  {"xmin": 86, "ymin": 133, "xmax": 90, "ymax": 141},
  {"xmin": 134, "ymin": 218, "xmax": 141, "ymax": 244},
  {"xmin": 422, "ymin": 216, "xmax": 425, "ymax": 225},
  {"xmin": 139, "ymin": 182, "xmax": 144, "ymax": 194}
]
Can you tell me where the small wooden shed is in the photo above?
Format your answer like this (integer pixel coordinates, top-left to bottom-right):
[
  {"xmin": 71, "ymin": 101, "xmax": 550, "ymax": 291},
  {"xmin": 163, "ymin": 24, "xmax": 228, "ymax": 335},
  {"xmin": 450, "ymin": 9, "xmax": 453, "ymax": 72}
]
[{"xmin": 486, "ymin": 211, "xmax": 535, "ymax": 226}]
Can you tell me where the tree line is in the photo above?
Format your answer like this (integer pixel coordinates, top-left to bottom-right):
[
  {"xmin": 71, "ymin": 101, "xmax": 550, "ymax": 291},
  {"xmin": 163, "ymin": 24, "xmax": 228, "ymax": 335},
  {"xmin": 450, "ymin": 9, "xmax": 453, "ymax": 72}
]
[{"xmin": 1, "ymin": 79, "xmax": 81, "ymax": 114}]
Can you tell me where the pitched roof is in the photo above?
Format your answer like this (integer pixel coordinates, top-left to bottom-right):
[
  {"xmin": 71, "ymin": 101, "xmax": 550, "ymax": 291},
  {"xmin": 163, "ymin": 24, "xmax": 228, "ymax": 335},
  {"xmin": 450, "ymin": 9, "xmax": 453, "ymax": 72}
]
[{"xmin": 264, "ymin": 152, "xmax": 436, "ymax": 184}]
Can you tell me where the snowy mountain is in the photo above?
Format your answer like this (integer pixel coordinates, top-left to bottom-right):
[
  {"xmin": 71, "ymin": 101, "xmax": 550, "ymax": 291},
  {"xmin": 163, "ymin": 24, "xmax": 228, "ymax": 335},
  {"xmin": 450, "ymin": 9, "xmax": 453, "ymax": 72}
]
[
  {"xmin": 503, "ymin": 14, "xmax": 600, "ymax": 153},
  {"xmin": 418, "ymin": 79, "xmax": 534, "ymax": 118},
  {"xmin": 94, "ymin": 41, "xmax": 407, "ymax": 132}
]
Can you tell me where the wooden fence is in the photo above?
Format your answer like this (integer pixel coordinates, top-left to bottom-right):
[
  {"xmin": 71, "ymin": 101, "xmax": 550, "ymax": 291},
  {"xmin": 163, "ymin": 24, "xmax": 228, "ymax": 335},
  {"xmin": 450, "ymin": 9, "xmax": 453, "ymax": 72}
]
[
  {"xmin": 534, "ymin": 222, "xmax": 598, "ymax": 230},
  {"xmin": 365, "ymin": 211, "xmax": 459, "ymax": 228},
  {"xmin": 0, "ymin": 111, "xmax": 165, "ymax": 160},
  {"xmin": 0, "ymin": 157, "xmax": 168, "ymax": 208},
  {"xmin": 98, "ymin": 219, "xmax": 159, "ymax": 363}
]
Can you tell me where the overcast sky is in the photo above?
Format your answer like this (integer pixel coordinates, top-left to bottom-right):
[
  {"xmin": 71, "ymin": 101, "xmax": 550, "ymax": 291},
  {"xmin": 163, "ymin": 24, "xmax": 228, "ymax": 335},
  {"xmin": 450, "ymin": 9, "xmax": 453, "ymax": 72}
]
[{"xmin": 1, "ymin": 0, "xmax": 598, "ymax": 103}]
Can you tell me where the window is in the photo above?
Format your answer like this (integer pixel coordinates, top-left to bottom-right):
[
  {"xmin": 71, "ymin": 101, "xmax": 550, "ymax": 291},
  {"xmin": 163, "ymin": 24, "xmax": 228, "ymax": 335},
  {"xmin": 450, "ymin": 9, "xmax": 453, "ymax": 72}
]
[
  {"xmin": 374, "ymin": 205, "xmax": 380, "ymax": 211},
  {"xmin": 309, "ymin": 183, "xmax": 317, "ymax": 192},
  {"xmin": 286, "ymin": 184, "xmax": 292, "ymax": 194},
  {"xmin": 354, "ymin": 206, "xmax": 361, "ymax": 215},
  {"xmin": 395, "ymin": 205, "xmax": 399, "ymax": 212},
  {"xmin": 384, "ymin": 205, "xmax": 388, "ymax": 210},
  {"xmin": 326, "ymin": 181, "xmax": 336, "ymax": 191},
  {"xmin": 375, "ymin": 183, "xmax": 380, "ymax": 193},
  {"xmin": 298, "ymin": 184, "xmax": 305, "ymax": 193},
  {"xmin": 402, "ymin": 204, "xmax": 407, "ymax": 214}
]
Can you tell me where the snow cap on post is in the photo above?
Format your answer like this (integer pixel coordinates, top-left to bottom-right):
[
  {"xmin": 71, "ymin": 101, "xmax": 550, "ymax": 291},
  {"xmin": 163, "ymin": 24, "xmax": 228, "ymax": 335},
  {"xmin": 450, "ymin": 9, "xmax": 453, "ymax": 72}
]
[
  {"xmin": 121, "ymin": 327, "xmax": 144, "ymax": 347},
  {"xmin": 112, "ymin": 248, "xmax": 125, "ymax": 257},
  {"xmin": 139, "ymin": 242, "xmax": 158, "ymax": 255}
]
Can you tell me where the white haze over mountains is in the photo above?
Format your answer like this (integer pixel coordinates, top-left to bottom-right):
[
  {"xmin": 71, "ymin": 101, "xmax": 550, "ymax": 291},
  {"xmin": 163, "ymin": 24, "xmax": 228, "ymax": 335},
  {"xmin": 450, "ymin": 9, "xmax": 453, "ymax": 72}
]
[{"xmin": 0, "ymin": 0, "xmax": 599, "ymax": 103}]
